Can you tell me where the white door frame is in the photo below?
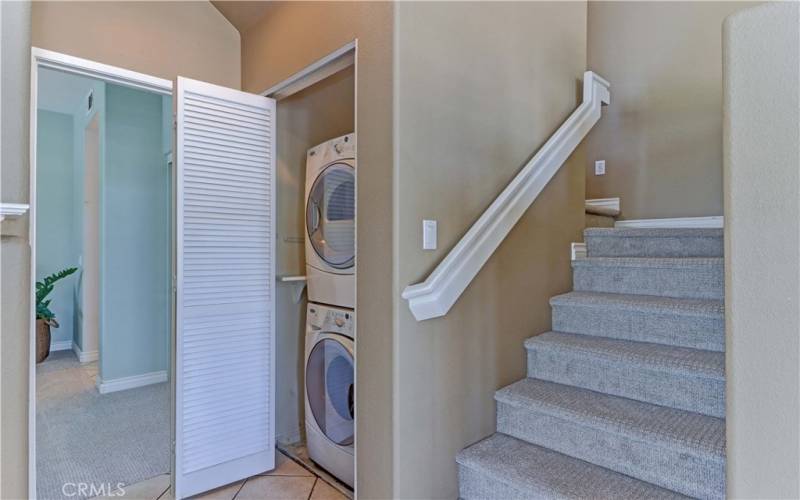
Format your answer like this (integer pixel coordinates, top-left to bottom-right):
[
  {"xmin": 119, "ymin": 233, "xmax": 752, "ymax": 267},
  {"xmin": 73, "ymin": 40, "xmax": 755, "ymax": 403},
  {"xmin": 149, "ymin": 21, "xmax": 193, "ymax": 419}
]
[
  {"xmin": 262, "ymin": 40, "xmax": 356, "ymax": 100},
  {"xmin": 259, "ymin": 39, "xmax": 359, "ymax": 490},
  {"xmin": 28, "ymin": 47, "xmax": 172, "ymax": 498}
]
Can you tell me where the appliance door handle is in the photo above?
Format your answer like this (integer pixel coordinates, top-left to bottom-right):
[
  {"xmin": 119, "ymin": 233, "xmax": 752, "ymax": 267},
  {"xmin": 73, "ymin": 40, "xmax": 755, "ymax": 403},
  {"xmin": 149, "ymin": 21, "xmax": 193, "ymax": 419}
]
[{"xmin": 309, "ymin": 199, "xmax": 321, "ymax": 235}]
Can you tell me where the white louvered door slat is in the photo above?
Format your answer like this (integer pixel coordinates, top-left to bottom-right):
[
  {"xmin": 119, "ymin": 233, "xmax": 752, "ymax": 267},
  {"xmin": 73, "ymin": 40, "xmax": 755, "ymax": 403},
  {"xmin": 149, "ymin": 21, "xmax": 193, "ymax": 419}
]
[{"xmin": 174, "ymin": 77, "xmax": 276, "ymax": 499}]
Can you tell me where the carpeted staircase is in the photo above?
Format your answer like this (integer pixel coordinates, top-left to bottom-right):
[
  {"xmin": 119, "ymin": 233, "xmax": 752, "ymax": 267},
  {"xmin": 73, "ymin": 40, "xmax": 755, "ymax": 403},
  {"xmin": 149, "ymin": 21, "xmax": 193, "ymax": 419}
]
[{"xmin": 457, "ymin": 227, "xmax": 725, "ymax": 499}]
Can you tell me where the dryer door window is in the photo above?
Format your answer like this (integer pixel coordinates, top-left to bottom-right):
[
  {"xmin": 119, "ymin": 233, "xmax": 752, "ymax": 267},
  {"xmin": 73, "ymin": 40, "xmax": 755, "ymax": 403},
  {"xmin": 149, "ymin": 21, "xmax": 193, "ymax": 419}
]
[
  {"xmin": 306, "ymin": 337, "xmax": 354, "ymax": 446},
  {"xmin": 306, "ymin": 163, "xmax": 355, "ymax": 269}
]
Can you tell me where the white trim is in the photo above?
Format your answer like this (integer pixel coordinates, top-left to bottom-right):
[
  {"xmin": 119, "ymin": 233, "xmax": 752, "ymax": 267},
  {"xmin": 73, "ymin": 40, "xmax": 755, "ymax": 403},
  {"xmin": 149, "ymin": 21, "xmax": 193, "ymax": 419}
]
[
  {"xmin": 277, "ymin": 275, "xmax": 307, "ymax": 282},
  {"xmin": 0, "ymin": 202, "xmax": 29, "ymax": 221},
  {"xmin": 262, "ymin": 41, "xmax": 356, "ymax": 100},
  {"xmin": 615, "ymin": 216, "xmax": 724, "ymax": 229},
  {"xmin": 72, "ymin": 341, "xmax": 98, "ymax": 363},
  {"xmin": 49, "ymin": 340, "xmax": 72, "ymax": 352},
  {"xmin": 96, "ymin": 370, "xmax": 168, "ymax": 394},
  {"xmin": 585, "ymin": 197, "xmax": 620, "ymax": 216},
  {"xmin": 401, "ymin": 71, "xmax": 610, "ymax": 321},
  {"xmin": 571, "ymin": 242, "xmax": 587, "ymax": 261},
  {"xmin": 29, "ymin": 48, "xmax": 173, "ymax": 499},
  {"xmin": 32, "ymin": 47, "xmax": 172, "ymax": 95}
]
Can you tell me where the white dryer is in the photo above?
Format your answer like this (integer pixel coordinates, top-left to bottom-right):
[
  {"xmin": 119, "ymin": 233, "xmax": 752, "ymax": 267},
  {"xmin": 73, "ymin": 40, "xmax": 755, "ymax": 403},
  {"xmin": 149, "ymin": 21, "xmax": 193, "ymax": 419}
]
[
  {"xmin": 305, "ymin": 133, "xmax": 355, "ymax": 308},
  {"xmin": 304, "ymin": 302, "xmax": 354, "ymax": 487}
]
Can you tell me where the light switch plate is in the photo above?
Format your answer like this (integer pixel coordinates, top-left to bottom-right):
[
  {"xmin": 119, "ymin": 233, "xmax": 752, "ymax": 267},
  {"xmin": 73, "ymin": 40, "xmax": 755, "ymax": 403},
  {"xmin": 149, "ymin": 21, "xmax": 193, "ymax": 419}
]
[
  {"xmin": 423, "ymin": 220, "xmax": 437, "ymax": 250},
  {"xmin": 595, "ymin": 160, "xmax": 606, "ymax": 175}
]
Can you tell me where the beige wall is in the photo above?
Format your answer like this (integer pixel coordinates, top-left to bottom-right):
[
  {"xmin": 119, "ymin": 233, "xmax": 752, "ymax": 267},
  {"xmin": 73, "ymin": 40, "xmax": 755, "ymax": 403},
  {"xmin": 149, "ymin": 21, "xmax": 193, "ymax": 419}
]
[
  {"xmin": 32, "ymin": 1, "xmax": 240, "ymax": 88},
  {"xmin": 394, "ymin": 2, "xmax": 587, "ymax": 497},
  {"xmin": 273, "ymin": 66, "xmax": 355, "ymax": 445},
  {"xmin": 241, "ymin": 3, "xmax": 395, "ymax": 497},
  {"xmin": 586, "ymin": 1, "xmax": 757, "ymax": 220},
  {"xmin": 1, "ymin": 2, "xmax": 33, "ymax": 497},
  {"xmin": 723, "ymin": 3, "xmax": 800, "ymax": 498}
]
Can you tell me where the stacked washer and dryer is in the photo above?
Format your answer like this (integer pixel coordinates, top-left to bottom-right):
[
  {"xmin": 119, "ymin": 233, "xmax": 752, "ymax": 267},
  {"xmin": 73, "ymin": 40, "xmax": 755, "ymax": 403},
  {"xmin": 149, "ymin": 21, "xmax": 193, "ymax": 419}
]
[{"xmin": 303, "ymin": 133, "xmax": 355, "ymax": 488}]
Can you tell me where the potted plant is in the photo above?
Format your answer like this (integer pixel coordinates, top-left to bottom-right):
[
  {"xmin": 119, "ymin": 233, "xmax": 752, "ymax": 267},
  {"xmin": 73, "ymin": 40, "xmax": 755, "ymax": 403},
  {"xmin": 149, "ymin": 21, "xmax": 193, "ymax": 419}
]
[{"xmin": 36, "ymin": 267, "xmax": 77, "ymax": 363}]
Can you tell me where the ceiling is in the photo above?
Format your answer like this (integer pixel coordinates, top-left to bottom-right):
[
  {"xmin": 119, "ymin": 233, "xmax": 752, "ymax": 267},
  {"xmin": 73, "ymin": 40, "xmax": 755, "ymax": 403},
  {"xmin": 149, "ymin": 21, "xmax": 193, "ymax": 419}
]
[
  {"xmin": 211, "ymin": 1, "xmax": 272, "ymax": 34},
  {"xmin": 38, "ymin": 68, "xmax": 97, "ymax": 115}
]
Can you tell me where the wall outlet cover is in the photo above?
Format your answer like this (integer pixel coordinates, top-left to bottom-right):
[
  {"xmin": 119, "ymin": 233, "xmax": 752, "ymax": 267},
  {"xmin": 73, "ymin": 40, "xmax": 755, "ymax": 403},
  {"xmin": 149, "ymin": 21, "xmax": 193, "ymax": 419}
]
[
  {"xmin": 423, "ymin": 219, "xmax": 437, "ymax": 250},
  {"xmin": 595, "ymin": 160, "xmax": 606, "ymax": 175}
]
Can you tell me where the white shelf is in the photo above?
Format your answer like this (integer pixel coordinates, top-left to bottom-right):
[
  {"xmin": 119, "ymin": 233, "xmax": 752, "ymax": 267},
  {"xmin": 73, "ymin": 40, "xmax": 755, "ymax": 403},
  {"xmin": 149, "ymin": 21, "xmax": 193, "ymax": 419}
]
[
  {"xmin": 0, "ymin": 203, "xmax": 29, "ymax": 221},
  {"xmin": 277, "ymin": 275, "xmax": 307, "ymax": 282}
]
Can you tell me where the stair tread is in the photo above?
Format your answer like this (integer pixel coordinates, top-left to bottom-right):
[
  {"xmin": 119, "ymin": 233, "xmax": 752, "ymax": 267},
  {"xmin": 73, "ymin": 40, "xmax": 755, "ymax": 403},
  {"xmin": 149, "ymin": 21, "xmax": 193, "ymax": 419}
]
[
  {"xmin": 457, "ymin": 433, "xmax": 688, "ymax": 499},
  {"xmin": 525, "ymin": 331, "xmax": 724, "ymax": 380},
  {"xmin": 496, "ymin": 378, "xmax": 725, "ymax": 460},
  {"xmin": 550, "ymin": 291, "xmax": 724, "ymax": 317},
  {"xmin": 584, "ymin": 227, "xmax": 723, "ymax": 238},
  {"xmin": 572, "ymin": 256, "xmax": 723, "ymax": 268}
]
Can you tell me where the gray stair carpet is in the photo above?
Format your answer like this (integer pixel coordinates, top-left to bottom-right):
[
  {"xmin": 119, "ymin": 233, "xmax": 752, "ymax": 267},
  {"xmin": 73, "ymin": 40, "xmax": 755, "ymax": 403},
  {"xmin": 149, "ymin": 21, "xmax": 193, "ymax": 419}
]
[
  {"xmin": 495, "ymin": 378, "xmax": 724, "ymax": 499},
  {"xmin": 551, "ymin": 291, "xmax": 724, "ymax": 351},
  {"xmin": 584, "ymin": 227, "xmax": 723, "ymax": 258},
  {"xmin": 458, "ymin": 227, "xmax": 727, "ymax": 500},
  {"xmin": 572, "ymin": 257, "xmax": 724, "ymax": 300},
  {"xmin": 457, "ymin": 434, "xmax": 689, "ymax": 500},
  {"xmin": 526, "ymin": 331, "xmax": 725, "ymax": 418}
]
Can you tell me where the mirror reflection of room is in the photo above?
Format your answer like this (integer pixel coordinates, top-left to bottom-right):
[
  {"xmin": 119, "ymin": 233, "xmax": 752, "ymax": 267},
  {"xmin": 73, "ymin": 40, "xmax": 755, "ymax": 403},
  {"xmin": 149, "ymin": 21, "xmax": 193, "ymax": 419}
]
[{"xmin": 35, "ymin": 67, "xmax": 172, "ymax": 500}]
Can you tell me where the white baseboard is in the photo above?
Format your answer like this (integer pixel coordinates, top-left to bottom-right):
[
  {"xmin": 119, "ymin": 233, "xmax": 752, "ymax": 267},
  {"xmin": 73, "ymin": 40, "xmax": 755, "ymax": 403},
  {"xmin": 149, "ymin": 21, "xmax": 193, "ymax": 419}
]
[
  {"xmin": 96, "ymin": 370, "xmax": 167, "ymax": 394},
  {"xmin": 571, "ymin": 242, "xmax": 587, "ymax": 261},
  {"xmin": 72, "ymin": 341, "xmax": 98, "ymax": 363},
  {"xmin": 50, "ymin": 340, "xmax": 72, "ymax": 352},
  {"xmin": 615, "ymin": 216, "xmax": 724, "ymax": 229}
]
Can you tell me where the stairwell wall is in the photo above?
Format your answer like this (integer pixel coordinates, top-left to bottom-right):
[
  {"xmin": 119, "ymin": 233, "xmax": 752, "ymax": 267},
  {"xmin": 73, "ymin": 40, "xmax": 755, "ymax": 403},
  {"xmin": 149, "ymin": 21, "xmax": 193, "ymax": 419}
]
[
  {"xmin": 723, "ymin": 3, "xmax": 800, "ymax": 497},
  {"xmin": 394, "ymin": 2, "xmax": 587, "ymax": 497},
  {"xmin": 585, "ymin": 1, "xmax": 759, "ymax": 220}
]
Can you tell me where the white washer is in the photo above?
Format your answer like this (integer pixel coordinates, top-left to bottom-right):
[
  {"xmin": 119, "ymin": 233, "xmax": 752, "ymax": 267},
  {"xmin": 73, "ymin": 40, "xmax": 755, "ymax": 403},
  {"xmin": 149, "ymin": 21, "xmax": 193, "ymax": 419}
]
[
  {"xmin": 304, "ymin": 302, "xmax": 354, "ymax": 488},
  {"xmin": 305, "ymin": 133, "xmax": 355, "ymax": 308}
]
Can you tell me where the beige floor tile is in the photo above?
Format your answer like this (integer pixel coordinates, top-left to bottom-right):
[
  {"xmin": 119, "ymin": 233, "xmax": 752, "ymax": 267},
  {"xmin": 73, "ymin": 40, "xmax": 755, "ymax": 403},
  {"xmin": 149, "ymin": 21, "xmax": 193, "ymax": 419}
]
[
  {"xmin": 95, "ymin": 473, "xmax": 170, "ymax": 500},
  {"xmin": 309, "ymin": 480, "xmax": 348, "ymax": 500},
  {"xmin": 261, "ymin": 451, "xmax": 313, "ymax": 477},
  {"xmin": 235, "ymin": 476, "xmax": 315, "ymax": 500},
  {"xmin": 188, "ymin": 480, "xmax": 244, "ymax": 500}
]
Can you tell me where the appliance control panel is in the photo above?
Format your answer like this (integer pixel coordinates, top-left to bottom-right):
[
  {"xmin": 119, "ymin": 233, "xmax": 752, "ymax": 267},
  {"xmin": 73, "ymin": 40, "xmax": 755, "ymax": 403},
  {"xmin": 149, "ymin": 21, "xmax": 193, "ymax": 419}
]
[{"xmin": 307, "ymin": 303, "xmax": 354, "ymax": 337}]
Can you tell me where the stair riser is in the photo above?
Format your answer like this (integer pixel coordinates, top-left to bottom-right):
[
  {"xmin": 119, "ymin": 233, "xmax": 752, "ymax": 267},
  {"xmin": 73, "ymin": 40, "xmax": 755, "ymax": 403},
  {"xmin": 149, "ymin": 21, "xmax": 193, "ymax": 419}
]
[
  {"xmin": 573, "ymin": 264, "xmax": 724, "ymax": 299},
  {"xmin": 586, "ymin": 236, "xmax": 723, "ymax": 258},
  {"xmin": 497, "ymin": 402, "xmax": 724, "ymax": 500},
  {"xmin": 458, "ymin": 465, "xmax": 530, "ymax": 500},
  {"xmin": 552, "ymin": 304, "xmax": 725, "ymax": 351},
  {"xmin": 526, "ymin": 348, "xmax": 725, "ymax": 418}
]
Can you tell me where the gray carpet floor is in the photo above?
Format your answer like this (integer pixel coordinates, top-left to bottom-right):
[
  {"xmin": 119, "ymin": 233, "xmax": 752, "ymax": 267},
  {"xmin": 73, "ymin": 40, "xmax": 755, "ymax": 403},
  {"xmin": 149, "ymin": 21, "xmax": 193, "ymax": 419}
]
[{"xmin": 37, "ymin": 351, "xmax": 169, "ymax": 500}]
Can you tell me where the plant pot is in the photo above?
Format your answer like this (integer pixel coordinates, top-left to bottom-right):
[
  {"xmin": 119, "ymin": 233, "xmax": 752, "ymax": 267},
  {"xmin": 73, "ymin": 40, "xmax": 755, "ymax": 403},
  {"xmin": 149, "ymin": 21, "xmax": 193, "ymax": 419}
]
[{"xmin": 36, "ymin": 319, "xmax": 51, "ymax": 363}]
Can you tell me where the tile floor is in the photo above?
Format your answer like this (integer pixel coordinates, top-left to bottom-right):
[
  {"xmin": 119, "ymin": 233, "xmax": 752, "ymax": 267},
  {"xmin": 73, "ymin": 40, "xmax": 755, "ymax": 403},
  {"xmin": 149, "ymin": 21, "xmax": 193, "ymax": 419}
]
[{"xmin": 95, "ymin": 451, "xmax": 350, "ymax": 500}]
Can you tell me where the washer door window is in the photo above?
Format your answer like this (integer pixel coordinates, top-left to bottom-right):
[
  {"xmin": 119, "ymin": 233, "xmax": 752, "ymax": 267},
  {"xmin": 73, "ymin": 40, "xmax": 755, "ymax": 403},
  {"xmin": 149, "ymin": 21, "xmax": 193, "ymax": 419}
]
[
  {"xmin": 306, "ymin": 337, "xmax": 354, "ymax": 446},
  {"xmin": 306, "ymin": 163, "xmax": 355, "ymax": 269}
]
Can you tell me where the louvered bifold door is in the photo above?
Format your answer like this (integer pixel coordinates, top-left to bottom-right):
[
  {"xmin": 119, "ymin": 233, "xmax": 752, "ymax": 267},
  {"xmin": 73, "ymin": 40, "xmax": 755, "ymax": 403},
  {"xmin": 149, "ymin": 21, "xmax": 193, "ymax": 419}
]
[{"xmin": 173, "ymin": 77, "xmax": 276, "ymax": 498}]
